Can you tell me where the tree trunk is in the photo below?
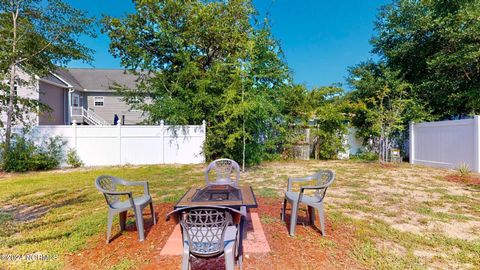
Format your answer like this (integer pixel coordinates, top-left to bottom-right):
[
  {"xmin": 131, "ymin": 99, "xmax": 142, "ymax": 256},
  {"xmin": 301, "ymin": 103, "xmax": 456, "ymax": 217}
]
[
  {"xmin": 379, "ymin": 138, "xmax": 382, "ymax": 163},
  {"xmin": 4, "ymin": 7, "xmax": 19, "ymax": 159},
  {"xmin": 241, "ymin": 75, "xmax": 245, "ymax": 172},
  {"xmin": 384, "ymin": 137, "xmax": 388, "ymax": 163},
  {"xmin": 242, "ymin": 118, "xmax": 245, "ymax": 172},
  {"xmin": 4, "ymin": 64, "xmax": 16, "ymax": 153}
]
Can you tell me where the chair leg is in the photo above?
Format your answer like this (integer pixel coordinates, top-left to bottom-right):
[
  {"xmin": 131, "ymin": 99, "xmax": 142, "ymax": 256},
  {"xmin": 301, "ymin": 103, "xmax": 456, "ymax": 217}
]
[
  {"xmin": 238, "ymin": 254, "xmax": 243, "ymax": 270},
  {"xmin": 182, "ymin": 245, "xmax": 190, "ymax": 270},
  {"xmin": 224, "ymin": 244, "xmax": 235, "ymax": 270},
  {"xmin": 289, "ymin": 201, "xmax": 299, "ymax": 236},
  {"xmin": 133, "ymin": 207, "xmax": 145, "ymax": 241},
  {"xmin": 318, "ymin": 203, "xmax": 326, "ymax": 236},
  {"xmin": 106, "ymin": 210, "xmax": 114, "ymax": 244},
  {"xmin": 308, "ymin": 206, "xmax": 315, "ymax": 225},
  {"xmin": 240, "ymin": 206, "xmax": 247, "ymax": 240},
  {"xmin": 281, "ymin": 198, "xmax": 287, "ymax": 222},
  {"xmin": 119, "ymin": 211, "xmax": 127, "ymax": 231},
  {"xmin": 149, "ymin": 202, "xmax": 157, "ymax": 224}
]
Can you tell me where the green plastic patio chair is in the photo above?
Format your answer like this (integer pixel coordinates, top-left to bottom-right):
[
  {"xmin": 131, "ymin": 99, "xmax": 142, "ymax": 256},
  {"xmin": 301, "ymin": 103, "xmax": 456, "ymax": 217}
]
[
  {"xmin": 281, "ymin": 170, "xmax": 335, "ymax": 236},
  {"xmin": 95, "ymin": 175, "xmax": 156, "ymax": 243}
]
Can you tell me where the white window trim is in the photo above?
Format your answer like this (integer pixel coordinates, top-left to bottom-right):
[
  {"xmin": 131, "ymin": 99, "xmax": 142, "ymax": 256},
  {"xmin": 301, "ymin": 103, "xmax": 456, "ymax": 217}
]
[
  {"xmin": 130, "ymin": 97, "xmax": 142, "ymax": 112},
  {"xmin": 94, "ymin": 96, "xmax": 104, "ymax": 107},
  {"xmin": 72, "ymin": 93, "xmax": 80, "ymax": 107}
]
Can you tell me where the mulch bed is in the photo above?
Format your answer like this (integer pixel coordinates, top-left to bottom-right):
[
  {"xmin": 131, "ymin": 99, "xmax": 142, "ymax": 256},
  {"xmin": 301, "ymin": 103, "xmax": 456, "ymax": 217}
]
[
  {"xmin": 445, "ymin": 174, "xmax": 480, "ymax": 186},
  {"xmin": 66, "ymin": 198, "xmax": 361, "ymax": 269}
]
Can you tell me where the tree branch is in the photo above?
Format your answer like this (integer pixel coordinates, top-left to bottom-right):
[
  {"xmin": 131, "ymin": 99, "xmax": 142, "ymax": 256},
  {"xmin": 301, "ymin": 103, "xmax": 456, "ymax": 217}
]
[{"xmin": 16, "ymin": 32, "xmax": 62, "ymax": 64}]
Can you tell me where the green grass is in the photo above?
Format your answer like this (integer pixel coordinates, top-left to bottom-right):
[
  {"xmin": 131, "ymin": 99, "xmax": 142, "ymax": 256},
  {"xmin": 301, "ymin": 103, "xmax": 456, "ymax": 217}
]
[
  {"xmin": 0, "ymin": 164, "xmax": 202, "ymax": 269},
  {"xmin": 0, "ymin": 212, "xmax": 12, "ymax": 225},
  {"xmin": 0, "ymin": 160, "xmax": 479, "ymax": 269}
]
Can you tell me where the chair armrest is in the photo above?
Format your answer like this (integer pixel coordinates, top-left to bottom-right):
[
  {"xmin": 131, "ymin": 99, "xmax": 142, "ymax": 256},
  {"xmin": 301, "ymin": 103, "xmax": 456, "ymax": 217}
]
[
  {"xmin": 102, "ymin": 191, "xmax": 135, "ymax": 209},
  {"xmin": 103, "ymin": 191, "xmax": 133, "ymax": 197},
  {"xmin": 287, "ymin": 175, "xmax": 316, "ymax": 192},
  {"xmin": 298, "ymin": 184, "xmax": 329, "ymax": 204},
  {"xmin": 121, "ymin": 180, "xmax": 150, "ymax": 195},
  {"xmin": 300, "ymin": 185, "xmax": 328, "ymax": 191}
]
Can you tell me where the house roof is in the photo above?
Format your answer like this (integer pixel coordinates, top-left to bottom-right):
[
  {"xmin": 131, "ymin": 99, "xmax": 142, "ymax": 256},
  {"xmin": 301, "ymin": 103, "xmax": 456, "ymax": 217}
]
[
  {"xmin": 47, "ymin": 68, "xmax": 141, "ymax": 92},
  {"xmin": 54, "ymin": 69, "xmax": 84, "ymax": 90},
  {"xmin": 41, "ymin": 73, "xmax": 70, "ymax": 87}
]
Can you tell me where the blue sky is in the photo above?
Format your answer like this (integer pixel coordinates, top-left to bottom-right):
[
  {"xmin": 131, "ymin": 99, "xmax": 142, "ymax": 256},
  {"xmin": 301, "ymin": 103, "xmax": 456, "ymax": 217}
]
[{"xmin": 67, "ymin": 0, "xmax": 390, "ymax": 89}]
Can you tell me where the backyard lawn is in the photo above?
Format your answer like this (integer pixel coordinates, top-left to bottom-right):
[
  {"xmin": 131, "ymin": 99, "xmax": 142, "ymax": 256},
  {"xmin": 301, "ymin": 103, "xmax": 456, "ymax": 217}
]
[{"xmin": 0, "ymin": 161, "xmax": 479, "ymax": 269}]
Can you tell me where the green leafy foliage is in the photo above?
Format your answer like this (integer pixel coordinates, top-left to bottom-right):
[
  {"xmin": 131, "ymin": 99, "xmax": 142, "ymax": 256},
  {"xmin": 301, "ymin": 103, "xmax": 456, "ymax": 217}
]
[
  {"xmin": 308, "ymin": 86, "xmax": 349, "ymax": 159},
  {"xmin": 103, "ymin": 0, "xmax": 296, "ymax": 166},
  {"xmin": 346, "ymin": 0, "xmax": 480, "ymax": 160},
  {"xmin": 66, "ymin": 148, "xmax": 83, "ymax": 168},
  {"xmin": 0, "ymin": 0, "xmax": 95, "ymax": 76},
  {"xmin": 372, "ymin": 0, "xmax": 480, "ymax": 119},
  {"xmin": 0, "ymin": 0, "xmax": 95, "ymax": 155},
  {"xmin": 350, "ymin": 150, "xmax": 378, "ymax": 161},
  {"xmin": 1, "ymin": 133, "xmax": 66, "ymax": 172},
  {"xmin": 347, "ymin": 61, "xmax": 429, "ymax": 161}
]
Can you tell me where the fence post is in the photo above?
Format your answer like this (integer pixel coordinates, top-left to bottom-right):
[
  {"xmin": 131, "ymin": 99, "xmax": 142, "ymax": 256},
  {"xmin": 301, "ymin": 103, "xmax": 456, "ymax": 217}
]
[
  {"xmin": 409, "ymin": 122, "xmax": 415, "ymax": 164},
  {"xmin": 160, "ymin": 120, "xmax": 164, "ymax": 164},
  {"xmin": 474, "ymin": 116, "xmax": 480, "ymax": 173},
  {"xmin": 72, "ymin": 120, "xmax": 77, "ymax": 149},
  {"xmin": 118, "ymin": 122, "xmax": 122, "ymax": 165}
]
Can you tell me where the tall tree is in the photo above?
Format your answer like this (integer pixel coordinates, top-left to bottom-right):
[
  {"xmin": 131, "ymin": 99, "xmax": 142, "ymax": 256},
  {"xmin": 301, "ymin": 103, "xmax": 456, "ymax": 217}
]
[
  {"xmin": 307, "ymin": 86, "xmax": 349, "ymax": 160},
  {"xmin": 0, "ymin": 0, "xmax": 95, "ymax": 154},
  {"xmin": 103, "ymin": 0, "xmax": 294, "ymax": 165},
  {"xmin": 347, "ymin": 61, "xmax": 426, "ymax": 162},
  {"xmin": 372, "ymin": 0, "xmax": 480, "ymax": 119}
]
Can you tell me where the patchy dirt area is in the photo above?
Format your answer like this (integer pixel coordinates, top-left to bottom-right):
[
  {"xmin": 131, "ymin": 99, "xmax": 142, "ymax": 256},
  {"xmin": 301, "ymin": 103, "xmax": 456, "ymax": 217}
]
[
  {"xmin": 241, "ymin": 161, "xmax": 480, "ymax": 269},
  {"xmin": 445, "ymin": 174, "xmax": 480, "ymax": 186},
  {"xmin": 66, "ymin": 198, "xmax": 361, "ymax": 270},
  {"xmin": 242, "ymin": 161, "xmax": 480, "ymax": 241}
]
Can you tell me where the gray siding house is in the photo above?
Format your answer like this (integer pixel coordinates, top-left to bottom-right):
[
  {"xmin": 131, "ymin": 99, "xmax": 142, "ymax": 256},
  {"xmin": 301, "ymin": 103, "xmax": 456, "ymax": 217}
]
[{"xmin": 37, "ymin": 68, "xmax": 146, "ymax": 125}]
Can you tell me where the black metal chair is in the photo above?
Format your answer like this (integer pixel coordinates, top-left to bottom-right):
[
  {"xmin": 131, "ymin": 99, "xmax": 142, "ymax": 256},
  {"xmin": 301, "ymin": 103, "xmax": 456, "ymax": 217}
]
[{"xmin": 167, "ymin": 206, "xmax": 245, "ymax": 270}]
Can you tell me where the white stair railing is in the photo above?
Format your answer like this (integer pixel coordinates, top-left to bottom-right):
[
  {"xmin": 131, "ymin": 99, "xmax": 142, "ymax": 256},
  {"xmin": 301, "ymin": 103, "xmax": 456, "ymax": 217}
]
[
  {"xmin": 71, "ymin": 107, "xmax": 108, "ymax": 125},
  {"xmin": 84, "ymin": 108, "xmax": 108, "ymax": 125}
]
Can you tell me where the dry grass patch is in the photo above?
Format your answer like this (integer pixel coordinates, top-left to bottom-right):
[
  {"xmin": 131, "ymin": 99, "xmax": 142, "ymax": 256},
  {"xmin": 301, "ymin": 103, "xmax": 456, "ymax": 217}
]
[{"xmin": 0, "ymin": 160, "xmax": 479, "ymax": 269}]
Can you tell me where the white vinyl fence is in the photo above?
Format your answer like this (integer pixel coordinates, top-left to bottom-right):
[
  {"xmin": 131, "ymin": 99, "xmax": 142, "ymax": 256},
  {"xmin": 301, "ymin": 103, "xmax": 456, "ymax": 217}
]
[
  {"xmin": 409, "ymin": 116, "xmax": 480, "ymax": 172},
  {"xmin": 21, "ymin": 121, "xmax": 206, "ymax": 166}
]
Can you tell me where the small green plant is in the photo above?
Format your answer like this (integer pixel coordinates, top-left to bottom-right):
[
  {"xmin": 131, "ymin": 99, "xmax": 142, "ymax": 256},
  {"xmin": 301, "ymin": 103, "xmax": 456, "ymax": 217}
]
[
  {"xmin": 0, "ymin": 212, "xmax": 12, "ymax": 225},
  {"xmin": 66, "ymin": 148, "xmax": 84, "ymax": 168},
  {"xmin": 457, "ymin": 163, "xmax": 471, "ymax": 177},
  {"xmin": 350, "ymin": 150, "xmax": 378, "ymax": 161}
]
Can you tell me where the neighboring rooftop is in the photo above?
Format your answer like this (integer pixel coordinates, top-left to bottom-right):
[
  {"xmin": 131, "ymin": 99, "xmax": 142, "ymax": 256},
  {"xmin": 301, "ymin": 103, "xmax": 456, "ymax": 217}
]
[{"xmin": 47, "ymin": 68, "xmax": 141, "ymax": 91}]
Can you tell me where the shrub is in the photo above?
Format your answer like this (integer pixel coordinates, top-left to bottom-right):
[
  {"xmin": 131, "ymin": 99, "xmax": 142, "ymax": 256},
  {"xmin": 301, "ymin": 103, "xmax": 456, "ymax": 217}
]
[
  {"xmin": 1, "ymin": 133, "xmax": 66, "ymax": 172},
  {"xmin": 350, "ymin": 150, "xmax": 378, "ymax": 161},
  {"xmin": 457, "ymin": 163, "xmax": 471, "ymax": 177},
  {"xmin": 66, "ymin": 148, "xmax": 83, "ymax": 168}
]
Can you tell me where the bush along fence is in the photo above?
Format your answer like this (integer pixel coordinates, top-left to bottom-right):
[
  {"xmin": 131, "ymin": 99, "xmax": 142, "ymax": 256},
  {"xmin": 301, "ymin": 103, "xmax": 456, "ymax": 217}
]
[
  {"xmin": 409, "ymin": 116, "xmax": 480, "ymax": 172},
  {"xmin": 7, "ymin": 121, "xmax": 206, "ymax": 167}
]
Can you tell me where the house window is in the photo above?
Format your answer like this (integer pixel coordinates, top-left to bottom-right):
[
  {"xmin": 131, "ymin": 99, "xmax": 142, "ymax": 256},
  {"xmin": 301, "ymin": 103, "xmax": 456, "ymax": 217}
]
[
  {"xmin": 72, "ymin": 94, "xmax": 80, "ymax": 107},
  {"xmin": 130, "ymin": 97, "xmax": 141, "ymax": 111},
  {"xmin": 94, "ymin": 96, "xmax": 104, "ymax": 107},
  {"xmin": 79, "ymin": 95, "xmax": 84, "ymax": 107}
]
